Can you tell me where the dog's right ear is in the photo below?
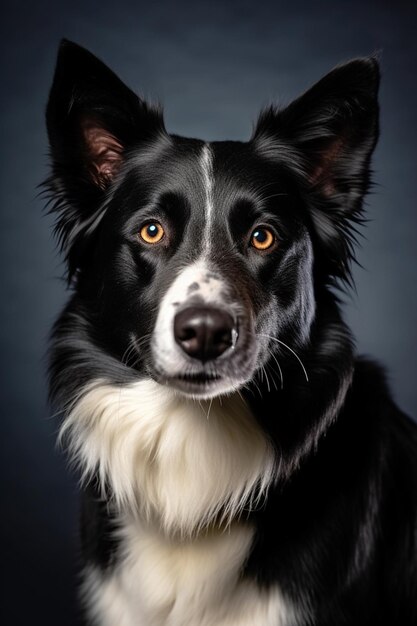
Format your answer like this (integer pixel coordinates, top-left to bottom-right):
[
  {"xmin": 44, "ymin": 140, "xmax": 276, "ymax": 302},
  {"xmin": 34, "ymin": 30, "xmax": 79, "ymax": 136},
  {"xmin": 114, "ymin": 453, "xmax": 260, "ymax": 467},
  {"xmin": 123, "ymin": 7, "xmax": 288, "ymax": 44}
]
[
  {"xmin": 47, "ymin": 39, "xmax": 165, "ymax": 189},
  {"xmin": 45, "ymin": 40, "xmax": 165, "ymax": 277}
]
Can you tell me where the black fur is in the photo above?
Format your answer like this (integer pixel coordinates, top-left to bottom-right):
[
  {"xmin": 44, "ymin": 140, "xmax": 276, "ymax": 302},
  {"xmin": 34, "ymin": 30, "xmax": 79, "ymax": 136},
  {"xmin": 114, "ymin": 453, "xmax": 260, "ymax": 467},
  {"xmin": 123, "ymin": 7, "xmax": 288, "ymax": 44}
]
[{"xmin": 45, "ymin": 40, "xmax": 417, "ymax": 624}]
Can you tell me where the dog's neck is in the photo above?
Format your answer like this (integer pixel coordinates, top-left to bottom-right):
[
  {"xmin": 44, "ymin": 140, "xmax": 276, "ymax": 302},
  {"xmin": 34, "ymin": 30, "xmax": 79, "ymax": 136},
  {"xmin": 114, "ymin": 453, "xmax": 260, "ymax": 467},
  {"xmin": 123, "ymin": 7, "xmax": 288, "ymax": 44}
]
[{"xmin": 243, "ymin": 299, "xmax": 355, "ymax": 480}]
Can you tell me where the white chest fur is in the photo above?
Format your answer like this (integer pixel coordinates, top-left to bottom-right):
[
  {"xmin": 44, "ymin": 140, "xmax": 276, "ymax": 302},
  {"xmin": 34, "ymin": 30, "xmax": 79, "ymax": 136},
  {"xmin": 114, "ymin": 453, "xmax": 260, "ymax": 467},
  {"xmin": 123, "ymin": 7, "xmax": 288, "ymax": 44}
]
[
  {"xmin": 62, "ymin": 379, "xmax": 298, "ymax": 623},
  {"xmin": 61, "ymin": 379, "xmax": 276, "ymax": 536},
  {"xmin": 84, "ymin": 518, "xmax": 297, "ymax": 626}
]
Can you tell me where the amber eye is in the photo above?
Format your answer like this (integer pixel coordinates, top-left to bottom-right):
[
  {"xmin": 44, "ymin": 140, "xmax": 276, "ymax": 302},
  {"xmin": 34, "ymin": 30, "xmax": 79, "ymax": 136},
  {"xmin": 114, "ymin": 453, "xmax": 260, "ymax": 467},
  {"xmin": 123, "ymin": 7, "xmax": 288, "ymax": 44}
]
[
  {"xmin": 139, "ymin": 222, "xmax": 165, "ymax": 244},
  {"xmin": 250, "ymin": 227, "xmax": 275, "ymax": 251}
]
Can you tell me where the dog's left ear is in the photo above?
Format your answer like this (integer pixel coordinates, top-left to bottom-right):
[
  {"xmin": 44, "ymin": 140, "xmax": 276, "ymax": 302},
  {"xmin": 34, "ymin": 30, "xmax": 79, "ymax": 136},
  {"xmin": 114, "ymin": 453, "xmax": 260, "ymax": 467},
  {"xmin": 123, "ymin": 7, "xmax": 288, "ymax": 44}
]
[
  {"xmin": 252, "ymin": 58, "xmax": 379, "ymax": 279},
  {"xmin": 254, "ymin": 58, "xmax": 379, "ymax": 203}
]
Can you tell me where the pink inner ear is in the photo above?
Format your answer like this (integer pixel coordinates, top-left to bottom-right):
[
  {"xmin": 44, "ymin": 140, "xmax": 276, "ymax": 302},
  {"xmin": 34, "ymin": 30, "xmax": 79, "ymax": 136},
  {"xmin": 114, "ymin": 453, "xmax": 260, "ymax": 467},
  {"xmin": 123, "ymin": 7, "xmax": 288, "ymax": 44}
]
[
  {"xmin": 309, "ymin": 136, "xmax": 345, "ymax": 197},
  {"xmin": 81, "ymin": 118, "xmax": 124, "ymax": 188}
]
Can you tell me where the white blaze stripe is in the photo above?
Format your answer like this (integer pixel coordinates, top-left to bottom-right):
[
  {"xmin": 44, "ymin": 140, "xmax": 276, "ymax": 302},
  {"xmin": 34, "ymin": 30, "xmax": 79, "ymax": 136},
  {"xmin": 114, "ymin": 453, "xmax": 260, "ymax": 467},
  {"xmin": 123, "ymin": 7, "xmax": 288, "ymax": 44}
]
[{"xmin": 201, "ymin": 144, "xmax": 214, "ymax": 254}]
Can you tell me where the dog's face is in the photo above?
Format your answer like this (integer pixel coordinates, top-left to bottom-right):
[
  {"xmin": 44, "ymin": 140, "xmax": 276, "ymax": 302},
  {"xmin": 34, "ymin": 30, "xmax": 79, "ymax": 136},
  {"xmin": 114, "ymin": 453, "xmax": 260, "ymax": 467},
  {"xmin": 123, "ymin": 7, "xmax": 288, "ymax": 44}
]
[
  {"xmin": 46, "ymin": 41, "xmax": 379, "ymax": 399},
  {"xmin": 82, "ymin": 137, "xmax": 315, "ymax": 398}
]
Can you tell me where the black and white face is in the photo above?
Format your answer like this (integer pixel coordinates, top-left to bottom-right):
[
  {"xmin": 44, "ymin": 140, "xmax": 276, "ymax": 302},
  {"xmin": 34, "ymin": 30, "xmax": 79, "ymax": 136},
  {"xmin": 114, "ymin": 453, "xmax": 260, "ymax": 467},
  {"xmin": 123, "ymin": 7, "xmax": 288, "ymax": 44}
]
[
  {"xmin": 90, "ymin": 136, "xmax": 315, "ymax": 398},
  {"xmin": 46, "ymin": 42, "xmax": 379, "ymax": 400}
]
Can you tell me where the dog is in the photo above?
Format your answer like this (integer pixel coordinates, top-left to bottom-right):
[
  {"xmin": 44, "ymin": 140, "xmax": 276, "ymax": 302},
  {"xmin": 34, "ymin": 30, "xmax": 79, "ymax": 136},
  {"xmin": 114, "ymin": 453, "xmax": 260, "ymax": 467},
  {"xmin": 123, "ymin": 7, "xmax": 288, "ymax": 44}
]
[{"xmin": 44, "ymin": 40, "xmax": 417, "ymax": 625}]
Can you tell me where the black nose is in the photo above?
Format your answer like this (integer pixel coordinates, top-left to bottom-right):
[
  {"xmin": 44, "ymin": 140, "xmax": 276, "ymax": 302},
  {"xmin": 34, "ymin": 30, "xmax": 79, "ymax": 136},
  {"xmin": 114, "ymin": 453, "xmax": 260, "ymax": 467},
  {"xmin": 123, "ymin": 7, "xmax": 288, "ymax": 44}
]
[{"xmin": 174, "ymin": 306, "xmax": 236, "ymax": 362}]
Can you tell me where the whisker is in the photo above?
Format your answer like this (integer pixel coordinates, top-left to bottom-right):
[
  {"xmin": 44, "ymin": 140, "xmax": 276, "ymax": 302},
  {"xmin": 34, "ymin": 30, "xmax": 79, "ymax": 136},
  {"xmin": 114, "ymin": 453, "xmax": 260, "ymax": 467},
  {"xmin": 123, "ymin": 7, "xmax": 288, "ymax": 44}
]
[
  {"xmin": 263, "ymin": 360, "xmax": 279, "ymax": 392},
  {"xmin": 250, "ymin": 374, "xmax": 263, "ymax": 399},
  {"xmin": 132, "ymin": 332, "xmax": 153, "ymax": 352},
  {"xmin": 206, "ymin": 398, "xmax": 213, "ymax": 421},
  {"xmin": 121, "ymin": 341, "xmax": 137, "ymax": 367},
  {"xmin": 120, "ymin": 331, "xmax": 154, "ymax": 370},
  {"xmin": 257, "ymin": 333, "xmax": 309, "ymax": 383},
  {"xmin": 267, "ymin": 351, "xmax": 284, "ymax": 390},
  {"xmin": 261, "ymin": 365, "xmax": 271, "ymax": 393}
]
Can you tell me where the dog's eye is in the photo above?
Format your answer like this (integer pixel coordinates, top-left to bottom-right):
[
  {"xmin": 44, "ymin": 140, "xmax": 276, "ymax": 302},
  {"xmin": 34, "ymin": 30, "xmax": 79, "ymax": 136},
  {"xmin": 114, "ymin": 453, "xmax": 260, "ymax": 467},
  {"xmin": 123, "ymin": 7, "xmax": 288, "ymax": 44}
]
[
  {"xmin": 250, "ymin": 227, "xmax": 275, "ymax": 251},
  {"xmin": 139, "ymin": 222, "xmax": 165, "ymax": 244}
]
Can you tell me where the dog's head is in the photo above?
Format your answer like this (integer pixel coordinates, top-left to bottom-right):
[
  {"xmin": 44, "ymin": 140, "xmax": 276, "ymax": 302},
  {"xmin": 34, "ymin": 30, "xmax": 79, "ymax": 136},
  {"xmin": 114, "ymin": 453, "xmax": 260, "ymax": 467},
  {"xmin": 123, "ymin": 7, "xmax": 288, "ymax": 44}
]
[{"xmin": 46, "ymin": 40, "xmax": 379, "ymax": 399}]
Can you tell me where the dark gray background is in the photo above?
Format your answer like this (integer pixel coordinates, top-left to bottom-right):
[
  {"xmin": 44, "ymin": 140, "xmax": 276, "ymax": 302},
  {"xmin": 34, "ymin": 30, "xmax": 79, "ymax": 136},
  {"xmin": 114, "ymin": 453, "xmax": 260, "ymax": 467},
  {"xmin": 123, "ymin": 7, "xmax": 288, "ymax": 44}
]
[{"xmin": 1, "ymin": 1, "xmax": 416, "ymax": 624}]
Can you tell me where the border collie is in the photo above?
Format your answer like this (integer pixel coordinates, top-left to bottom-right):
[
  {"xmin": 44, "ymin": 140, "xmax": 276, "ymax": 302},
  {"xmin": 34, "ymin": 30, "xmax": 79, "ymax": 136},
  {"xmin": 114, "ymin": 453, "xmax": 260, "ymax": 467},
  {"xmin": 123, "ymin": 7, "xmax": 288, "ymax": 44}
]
[{"xmin": 45, "ymin": 40, "xmax": 417, "ymax": 625}]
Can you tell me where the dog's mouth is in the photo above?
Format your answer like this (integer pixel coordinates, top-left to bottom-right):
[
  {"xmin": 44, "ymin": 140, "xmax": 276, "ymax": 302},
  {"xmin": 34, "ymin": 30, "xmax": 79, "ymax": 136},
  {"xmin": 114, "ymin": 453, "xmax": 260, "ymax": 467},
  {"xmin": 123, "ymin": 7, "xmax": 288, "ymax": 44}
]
[
  {"xmin": 159, "ymin": 369, "xmax": 225, "ymax": 397},
  {"xmin": 175, "ymin": 372, "xmax": 222, "ymax": 384},
  {"xmin": 148, "ymin": 363, "xmax": 237, "ymax": 398}
]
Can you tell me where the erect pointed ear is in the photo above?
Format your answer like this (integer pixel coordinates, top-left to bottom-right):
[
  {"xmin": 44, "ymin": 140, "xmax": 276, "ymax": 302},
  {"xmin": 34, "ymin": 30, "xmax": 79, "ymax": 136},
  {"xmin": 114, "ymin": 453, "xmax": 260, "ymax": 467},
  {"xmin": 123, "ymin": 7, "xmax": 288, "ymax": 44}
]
[
  {"xmin": 253, "ymin": 58, "xmax": 379, "ymax": 201},
  {"xmin": 45, "ymin": 40, "xmax": 166, "ymax": 279},
  {"xmin": 252, "ymin": 57, "xmax": 379, "ymax": 281},
  {"xmin": 47, "ymin": 39, "xmax": 165, "ymax": 190}
]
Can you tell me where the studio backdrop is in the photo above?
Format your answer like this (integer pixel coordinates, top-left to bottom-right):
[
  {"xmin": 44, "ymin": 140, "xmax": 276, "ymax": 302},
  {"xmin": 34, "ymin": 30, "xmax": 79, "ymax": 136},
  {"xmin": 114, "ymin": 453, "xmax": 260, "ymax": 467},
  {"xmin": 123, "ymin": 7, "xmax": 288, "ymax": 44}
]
[{"xmin": 1, "ymin": 1, "xmax": 416, "ymax": 624}]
